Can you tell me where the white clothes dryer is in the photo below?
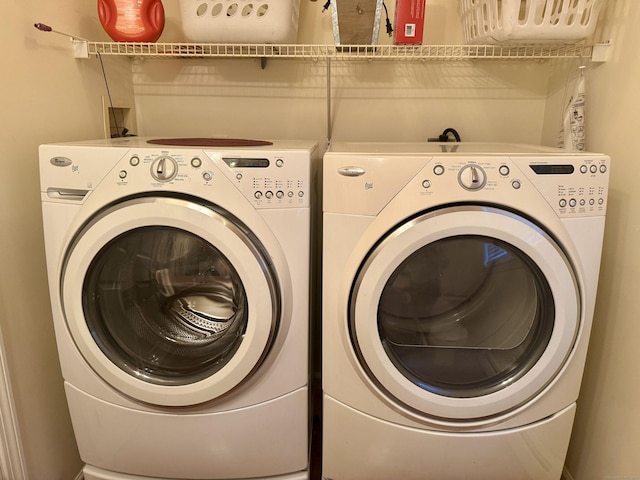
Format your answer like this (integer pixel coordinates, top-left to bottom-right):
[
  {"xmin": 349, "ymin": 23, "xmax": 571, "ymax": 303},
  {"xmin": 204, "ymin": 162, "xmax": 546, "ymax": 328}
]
[
  {"xmin": 322, "ymin": 142, "xmax": 610, "ymax": 480},
  {"xmin": 39, "ymin": 137, "xmax": 318, "ymax": 480}
]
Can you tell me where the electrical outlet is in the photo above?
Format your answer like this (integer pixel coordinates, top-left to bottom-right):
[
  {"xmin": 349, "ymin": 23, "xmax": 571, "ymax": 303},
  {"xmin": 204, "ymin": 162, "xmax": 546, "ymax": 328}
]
[{"xmin": 102, "ymin": 96, "xmax": 137, "ymax": 139}]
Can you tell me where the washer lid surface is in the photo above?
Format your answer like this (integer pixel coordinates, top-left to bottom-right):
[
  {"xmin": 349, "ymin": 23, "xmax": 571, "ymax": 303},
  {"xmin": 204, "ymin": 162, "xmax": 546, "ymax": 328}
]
[
  {"xmin": 350, "ymin": 206, "xmax": 580, "ymax": 421},
  {"xmin": 62, "ymin": 196, "xmax": 282, "ymax": 406}
]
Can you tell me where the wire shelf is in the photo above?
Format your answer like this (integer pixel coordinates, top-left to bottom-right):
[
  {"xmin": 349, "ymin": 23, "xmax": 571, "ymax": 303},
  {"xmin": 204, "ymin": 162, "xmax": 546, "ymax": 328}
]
[{"xmin": 85, "ymin": 41, "xmax": 593, "ymax": 61}]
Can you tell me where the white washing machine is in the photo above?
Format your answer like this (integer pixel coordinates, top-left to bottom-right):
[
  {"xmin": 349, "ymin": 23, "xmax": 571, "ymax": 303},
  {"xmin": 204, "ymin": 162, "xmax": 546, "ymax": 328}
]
[
  {"xmin": 322, "ymin": 142, "xmax": 609, "ymax": 480},
  {"xmin": 39, "ymin": 137, "xmax": 318, "ymax": 480}
]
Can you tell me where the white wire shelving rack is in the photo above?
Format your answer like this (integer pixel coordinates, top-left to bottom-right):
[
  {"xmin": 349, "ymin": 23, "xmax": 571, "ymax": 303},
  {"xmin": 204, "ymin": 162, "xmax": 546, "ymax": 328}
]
[
  {"xmin": 70, "ymin": 39, "xmax": 607, "ymax": 142},
  {"xmin": 78, "ymin": 41, "xmax": 596, "ymax": 61}
]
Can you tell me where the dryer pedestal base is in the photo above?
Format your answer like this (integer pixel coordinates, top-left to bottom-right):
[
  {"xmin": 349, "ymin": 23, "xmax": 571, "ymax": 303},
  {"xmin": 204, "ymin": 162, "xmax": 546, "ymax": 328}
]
[{"xmin": 322, "ymin": 395, "xmax": 575, "ymax": 480}]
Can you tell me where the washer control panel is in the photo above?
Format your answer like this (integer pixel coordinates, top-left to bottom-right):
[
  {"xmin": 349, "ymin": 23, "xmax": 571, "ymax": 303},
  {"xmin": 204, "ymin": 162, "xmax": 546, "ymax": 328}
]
[
  {"xmin": 207, "ymin": 151, "xmax": 311, "ymax": 209},
  {"xmin": 113, "ymin": 147, "xmax": 312, "ymax": 209}
]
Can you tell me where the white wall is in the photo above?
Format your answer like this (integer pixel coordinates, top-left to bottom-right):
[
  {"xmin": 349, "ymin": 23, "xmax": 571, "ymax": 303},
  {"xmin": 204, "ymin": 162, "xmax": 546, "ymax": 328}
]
[
  {"xmin": 543, "ymin": 1, "xmax": 640, "ymax": 477},
  {"xmin": 0, "ymin": 0, "xmax": 134, "ymax": 477}
]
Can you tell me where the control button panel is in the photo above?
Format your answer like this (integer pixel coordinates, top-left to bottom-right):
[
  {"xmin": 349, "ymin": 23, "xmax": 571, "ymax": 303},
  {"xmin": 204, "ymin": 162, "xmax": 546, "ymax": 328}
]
[
  {"xmin": 206, "ymin": 150, "xmax": 311, "ymax": 209},
  {"xmin": 117, "ymin": 151, "xmax": 189, "ymax": 187},
  {"xmin": 524, "ymin": 156, "xmax": 609, "ymax": 218}
]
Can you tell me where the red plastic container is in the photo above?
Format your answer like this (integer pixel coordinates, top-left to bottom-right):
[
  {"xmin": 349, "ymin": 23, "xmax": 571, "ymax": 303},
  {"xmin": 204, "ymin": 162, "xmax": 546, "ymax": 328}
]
[{"xmin": 98, "ymin": 0, "xmax": 165, "ymax": 42}]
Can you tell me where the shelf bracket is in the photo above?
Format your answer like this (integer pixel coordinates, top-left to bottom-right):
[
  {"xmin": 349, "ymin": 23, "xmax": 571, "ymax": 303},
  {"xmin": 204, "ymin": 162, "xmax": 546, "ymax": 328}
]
[
  {"xmin": 33, "ymin": 23, "xmax": 90, "ymax": 58},
  {"xmin": 591, "ymin": 42, "xmax": 611, "ymax": 63},
  {"xmin": 73, "ymin": 39, "xmax": 90, "ymax": 59}
]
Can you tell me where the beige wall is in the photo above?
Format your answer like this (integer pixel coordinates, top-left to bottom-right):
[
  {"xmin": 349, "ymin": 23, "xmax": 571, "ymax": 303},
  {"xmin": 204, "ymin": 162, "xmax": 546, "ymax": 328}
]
[
  {"xmin": 134, "ymin": 0, "xmax": 551, "ymax": 146},
  {"xmin": 0, "ymin": 0, "xmax": 637, "ymax": 478},
  {"xmin": 0, "ymin": 0, "xmax": 134, "ymax": 477},
  {"xmin": 545, "ymin": 1, "xmax": 640, "ymax": 478}
]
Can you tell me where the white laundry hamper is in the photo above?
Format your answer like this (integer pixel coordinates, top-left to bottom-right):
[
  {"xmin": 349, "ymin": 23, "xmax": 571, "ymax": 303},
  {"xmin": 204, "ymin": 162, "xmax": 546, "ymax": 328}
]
[
  {"xmin": 459, "ymin": 0, "xmax": 604, "ymax": 44},
  {"xmin": 178, "ymin": 0, "xmax": 300, "ymax": 43}
]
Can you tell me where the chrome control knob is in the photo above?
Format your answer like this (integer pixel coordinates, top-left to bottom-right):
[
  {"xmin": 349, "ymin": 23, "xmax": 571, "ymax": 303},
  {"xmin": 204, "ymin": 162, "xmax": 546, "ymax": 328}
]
[
  {"xmin": 151, "ymin": 156, "xmax": 178, "ymax": 182},
  {"xmin": 458, "ymin": 164, "xmax": 487, "ymax": 191}
]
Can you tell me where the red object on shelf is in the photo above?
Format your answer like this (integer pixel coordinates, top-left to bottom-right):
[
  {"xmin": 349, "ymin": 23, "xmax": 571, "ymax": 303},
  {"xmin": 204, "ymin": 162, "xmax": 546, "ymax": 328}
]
[
  {"xmin": 394, "ymin": 0, "xmax": 426, "ymax": 45},
  {"xmin": 98, "ymin": 0, "xmax": 165, "ymax": 42}
]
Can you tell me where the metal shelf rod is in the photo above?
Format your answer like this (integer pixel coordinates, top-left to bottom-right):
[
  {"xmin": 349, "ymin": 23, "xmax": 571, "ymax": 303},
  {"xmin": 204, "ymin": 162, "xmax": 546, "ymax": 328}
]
[{"xmin": 80, "ymin": 41, "xmax": 593, "ymax": 61}]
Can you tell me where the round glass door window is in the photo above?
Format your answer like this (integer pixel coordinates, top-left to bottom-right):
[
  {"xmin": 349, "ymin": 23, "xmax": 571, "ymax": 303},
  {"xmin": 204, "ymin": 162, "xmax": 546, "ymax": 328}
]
[
  {"xmin": 377, "ymin": 235, "xmax": 555, "ymax": 398},
  {"xmin": 83, "ymin": 226, "xmax": 248, "ymax": 386}
]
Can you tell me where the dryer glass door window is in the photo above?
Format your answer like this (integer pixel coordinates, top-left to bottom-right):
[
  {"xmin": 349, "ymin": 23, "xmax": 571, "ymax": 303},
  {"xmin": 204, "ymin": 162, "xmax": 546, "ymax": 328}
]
[
  {"xmin": 349, "ymin": 206, "xmax": 579, "ymax": 420},
  {"xmin": 377, "ymin": 235, "xmax": 554, "ymax": 398},
  {"xmin": 83, "ymin": 226, "xmax": 247, "ymax": 386}
]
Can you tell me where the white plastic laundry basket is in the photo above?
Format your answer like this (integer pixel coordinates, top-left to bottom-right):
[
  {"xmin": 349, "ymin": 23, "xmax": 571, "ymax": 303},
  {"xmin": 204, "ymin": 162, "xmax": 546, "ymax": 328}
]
[
  {"xmin": 459, "ymin": 0, "xmax": 604, "ymax": 44},
  {"xmin": 178, "ymin": 0, "xmax": 300, "ymax": 43}
]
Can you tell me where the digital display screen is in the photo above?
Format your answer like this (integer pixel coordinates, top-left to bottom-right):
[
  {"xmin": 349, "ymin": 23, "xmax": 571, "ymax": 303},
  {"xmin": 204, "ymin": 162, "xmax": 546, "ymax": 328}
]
[
  {"xmin": 223, "ymin": 157, "xmax": 270, "ymax": 168},
  {"xmin": 529, "ymin": 164, "xmax": 575, "ymax": 175}
]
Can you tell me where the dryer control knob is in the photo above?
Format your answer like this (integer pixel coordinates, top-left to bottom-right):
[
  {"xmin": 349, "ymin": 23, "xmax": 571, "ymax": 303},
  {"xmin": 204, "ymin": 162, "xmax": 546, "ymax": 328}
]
[
  {"xmin": 151, "ymin": 156, "xmax": 178, "ymax": 182},
  {"xmin": 458, "ymin": 164, "xmax": 487, "ymax": 191}
]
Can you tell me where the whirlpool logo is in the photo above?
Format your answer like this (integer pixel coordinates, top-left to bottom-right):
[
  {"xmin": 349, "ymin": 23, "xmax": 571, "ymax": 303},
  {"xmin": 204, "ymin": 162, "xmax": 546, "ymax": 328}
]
[{"xmin": 50, "ymin": 156, "xmax": 72, "ymax": 167}]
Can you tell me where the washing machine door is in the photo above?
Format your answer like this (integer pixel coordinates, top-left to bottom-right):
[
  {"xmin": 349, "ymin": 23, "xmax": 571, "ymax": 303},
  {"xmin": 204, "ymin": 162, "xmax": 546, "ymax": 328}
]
[
  {"xmin": 350, "ymin": 205, "xmax": 580, "ymax": 421},
  {"xmin": 61, "ymin": 196, "xmax": 283, "ymax": 407}
]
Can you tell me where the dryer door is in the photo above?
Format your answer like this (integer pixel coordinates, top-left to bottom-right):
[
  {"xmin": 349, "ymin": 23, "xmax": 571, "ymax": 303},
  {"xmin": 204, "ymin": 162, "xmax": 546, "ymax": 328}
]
[
  {"xmin": 62, "ymin": 196, "xmax": 283, "ymax": 407},
  {"xmin": 350, "ymin": 206, "xmax": 579, "ymax": 421}
]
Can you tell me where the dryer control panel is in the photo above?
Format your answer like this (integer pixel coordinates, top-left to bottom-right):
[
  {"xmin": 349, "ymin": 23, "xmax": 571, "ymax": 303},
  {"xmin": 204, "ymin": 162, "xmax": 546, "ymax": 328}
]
[
  {"xmin": 423, "ymin": 155, "xmax": 610, "ymax": 219},
  {"xmin": 522, "ymin": 157, "xmax": 609, "ymax": 218},
  {"xmin": 515, "ymin": 155, "xmax": 609, "ymax": 219},
  {"xmin": 324, "ymin": 143, "xmax": 609, "ymax": 220}
]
